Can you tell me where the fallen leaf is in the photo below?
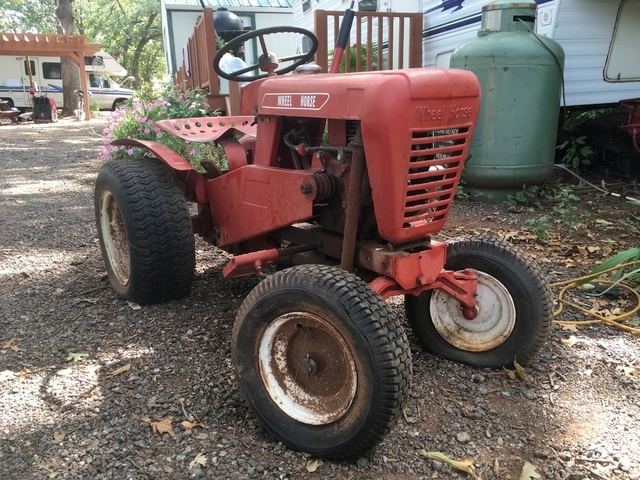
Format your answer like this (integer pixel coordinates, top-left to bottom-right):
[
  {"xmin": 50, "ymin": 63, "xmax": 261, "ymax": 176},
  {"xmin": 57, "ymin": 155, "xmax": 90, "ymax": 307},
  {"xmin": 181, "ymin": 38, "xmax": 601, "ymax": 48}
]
[
  {"xmin": 181, "ymin": 421, "xmax": 198, "ymax": 429},
  {"xmin": 306, "ymin": 459, "xmax": 323, "ymax": 473},
  {"xmin": 575, "ymin": 246, "xmax": 588, "ymax": 256},
  {"xmin": 514, "ymin": 360, "xmax": 532, "ymax": 382},
  {"xmin": 560, "ymin": 323, "xmax": 579, "ymax": 333},
  {"xmin": 15, "ymin": 199, "xmax": 26, "ymax": 204},
  {"xmin": 519, "ymin": 461, "xmax": 542, "ymax": 479},
  {"xmin": 423, "ymin": 451, "xmax": 481, "ymax": 480},
  {"xmin": 107, "ymin": 364, "xmax": 131, "ymax": 377},
  {"xmin": 41, "ymin": 463, "xmax": 58, "ymax": 478},
  {"xmin": 65, "ymin": 352, "xmax": 89, "ymax": 362},
  {"xmin": 617, "ymin": 366, "xmax": 639, "ymax": 377},
  {"xmin": 504, "ymin": 368, "xmax": 516, "ymax": 380},
  {"xmin": 560, "ymin": 336, "xmax": 587, "ymax": 347},
  {"xmin": 151, "ymin": 417, "xmax": 174, "ymax": 437},
  {"xmin": 52, "ymin": 432, "xmax": 65, "ymax": 444},
  {"xmin": 80, "ymin": 297, "xmax": 99, "ymax": 304},
  {"xmin": 595, "ymin": 219, "xmax": 614, "ymax": 226},
  {"xmin": 189, "ymin": 453, "xmax": 207, "ymax": 470},
  {"xmin": 127, "ymin": 301, "xmax": 141, "ymax": 310},
  {"xmin": 2, "ymin": 338, "xmax": 20, "ymax": 352}
]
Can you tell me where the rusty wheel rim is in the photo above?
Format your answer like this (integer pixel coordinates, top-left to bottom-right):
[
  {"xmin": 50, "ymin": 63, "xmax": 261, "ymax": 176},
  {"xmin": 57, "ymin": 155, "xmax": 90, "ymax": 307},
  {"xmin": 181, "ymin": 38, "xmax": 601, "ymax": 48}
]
[
  {"xmin": 258, "ymin": 312, "xmax": 357, "ymax": 425},
  {"xmin": 99, "ymin": 190, "xmax": 130, "ymax": 286},
  {"xmin": 430, "ymin": 271, "xmax": 516, "ymax": 352}
]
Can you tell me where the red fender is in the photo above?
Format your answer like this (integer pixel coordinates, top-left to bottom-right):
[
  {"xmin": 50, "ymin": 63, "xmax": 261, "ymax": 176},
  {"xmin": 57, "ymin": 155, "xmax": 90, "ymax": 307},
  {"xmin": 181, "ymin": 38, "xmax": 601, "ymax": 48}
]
[{"xmin": 111, "ymin": 138, "xmax": 208, "ymax": 204}]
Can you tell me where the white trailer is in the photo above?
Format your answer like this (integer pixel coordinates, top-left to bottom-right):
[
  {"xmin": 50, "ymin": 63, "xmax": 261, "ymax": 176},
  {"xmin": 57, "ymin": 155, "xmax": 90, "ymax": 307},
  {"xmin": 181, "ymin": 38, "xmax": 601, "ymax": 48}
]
[
  {"xmin": 0, "ymin": 51, "xmax": 134, "ymax": 111},
  {"xmin": 293, "ymin": 0, "xmax": 640, "ymax": 108}
]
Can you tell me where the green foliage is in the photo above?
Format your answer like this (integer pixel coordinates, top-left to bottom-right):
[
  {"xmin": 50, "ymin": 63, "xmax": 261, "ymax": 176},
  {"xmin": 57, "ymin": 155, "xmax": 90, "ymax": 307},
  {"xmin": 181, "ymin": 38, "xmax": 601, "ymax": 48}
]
[
  {"xmin": 96, "ymin": 82, "xmax": 225, "ymax": 171},
  {"xmin": 522, "ymin": 183, "xmax": 584, "ymax": 240},
  {"xmin": 562, "ymin": 107, "xmax": 624, "ymax": 132},
  {"xmin": 505, "ymin": 185, "xmax": 539, "ymax": 207},
  {"xmin": 455, "ymin": 178, "xmax": 469, "ymax": 200},
  {"xmin": 0, "ymin": 0, "xmax": 165, "ymax": 89},
  {"xmin": 549, "ymin": 185, "xmax": 582, "ymax": 233},
  {"xmin": 556, "ymin": 136, "xmax": 593, "ymax": 169},
  {"xmin": 0, "ymin": 0, "xmax": 56, "ymax": 33},
  {"xmin": 75, "ymin": 0, "xmax": 165, "ymax": 88},
  {"xmin": 577, "ymin": 245, "xmax": 640, "ymax": 289},
  {"xmin": 89, "ymin": 98, "xmax": 100, "ymax": 112},
  {"xmin": 330, "ymin": 43, "xmax": 380, "ymax": 72},
  {"xmin": 525, "ymin": 215, "xmax": 551, "ymax": 241}
]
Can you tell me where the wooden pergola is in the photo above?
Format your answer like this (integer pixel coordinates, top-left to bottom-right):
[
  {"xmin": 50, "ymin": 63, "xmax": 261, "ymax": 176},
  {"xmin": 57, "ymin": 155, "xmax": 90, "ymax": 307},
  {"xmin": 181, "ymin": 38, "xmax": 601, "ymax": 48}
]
[{"xmin": 0, "ymin": 33, "xmax": 101, "ymax": 120}]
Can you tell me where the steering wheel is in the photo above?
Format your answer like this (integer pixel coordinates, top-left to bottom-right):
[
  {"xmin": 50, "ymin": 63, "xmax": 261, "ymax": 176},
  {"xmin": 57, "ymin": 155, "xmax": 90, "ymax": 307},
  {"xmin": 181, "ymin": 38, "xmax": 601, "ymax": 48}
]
[{"xmin": 213, "ymin": 26, "xmax": 319, "ymax": 82}]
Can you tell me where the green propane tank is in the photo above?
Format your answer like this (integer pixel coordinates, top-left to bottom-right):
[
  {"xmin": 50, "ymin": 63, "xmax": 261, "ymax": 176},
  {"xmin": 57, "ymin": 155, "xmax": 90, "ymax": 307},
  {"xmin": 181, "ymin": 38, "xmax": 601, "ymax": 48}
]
[{"xmin": 450, "ymin": 0, "xmax": 565, "ymax": 201}]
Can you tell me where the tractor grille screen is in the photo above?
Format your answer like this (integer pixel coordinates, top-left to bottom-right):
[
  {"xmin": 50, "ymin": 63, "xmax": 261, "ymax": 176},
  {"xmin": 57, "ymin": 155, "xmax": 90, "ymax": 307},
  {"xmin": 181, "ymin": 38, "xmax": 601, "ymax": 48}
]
[{"xmin": 403, "ymin": 127, "xmax": 469, "ymax": 232}]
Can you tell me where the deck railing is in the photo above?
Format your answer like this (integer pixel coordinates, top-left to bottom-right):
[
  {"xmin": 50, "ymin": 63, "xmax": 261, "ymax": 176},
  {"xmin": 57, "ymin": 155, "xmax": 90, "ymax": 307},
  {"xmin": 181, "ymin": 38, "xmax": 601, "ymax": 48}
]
[
  {"xmin": 314, "ymin": 10, "xmax": 423, "ymax": 73},
  {"xmin": 174, "ymin": 8, "xmax": 231, "ymax": 113}
]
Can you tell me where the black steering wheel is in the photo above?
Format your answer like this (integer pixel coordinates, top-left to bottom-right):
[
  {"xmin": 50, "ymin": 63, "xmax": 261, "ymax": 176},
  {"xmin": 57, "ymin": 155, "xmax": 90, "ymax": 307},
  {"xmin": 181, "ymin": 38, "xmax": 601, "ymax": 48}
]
[{"xmin": 213, "ymin": 26, "xmax": 319, "ymax": 82}]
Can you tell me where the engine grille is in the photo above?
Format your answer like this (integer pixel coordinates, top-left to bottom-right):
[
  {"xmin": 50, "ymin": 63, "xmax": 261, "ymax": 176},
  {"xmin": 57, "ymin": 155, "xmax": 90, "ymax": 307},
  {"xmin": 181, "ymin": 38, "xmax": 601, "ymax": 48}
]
[{"xmin": 402, "ymin": 126, "xmax": 471, "ymax": 235}]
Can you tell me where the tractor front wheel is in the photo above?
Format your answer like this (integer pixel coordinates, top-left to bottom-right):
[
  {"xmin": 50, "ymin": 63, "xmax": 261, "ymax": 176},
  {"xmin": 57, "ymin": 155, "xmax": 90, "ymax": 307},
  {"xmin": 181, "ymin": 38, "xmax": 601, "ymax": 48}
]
[
  {"xmin": 95, "ymin": 158, "xmax": 195, "ymax": 304},
  {"xmin": 405, "ymin": 236, "xmax": 552, "ymax": 367},
  {"xmin": 233, "ymin": 265, "xmax": 411, "ymax": 459}
]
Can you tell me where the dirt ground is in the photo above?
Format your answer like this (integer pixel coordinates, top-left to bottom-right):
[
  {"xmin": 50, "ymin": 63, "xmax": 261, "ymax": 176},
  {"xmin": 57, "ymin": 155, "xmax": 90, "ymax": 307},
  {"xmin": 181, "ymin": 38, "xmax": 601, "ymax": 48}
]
[{"xmin": 1, "ymin": 117, "xmax": 640, "ymax": 480}]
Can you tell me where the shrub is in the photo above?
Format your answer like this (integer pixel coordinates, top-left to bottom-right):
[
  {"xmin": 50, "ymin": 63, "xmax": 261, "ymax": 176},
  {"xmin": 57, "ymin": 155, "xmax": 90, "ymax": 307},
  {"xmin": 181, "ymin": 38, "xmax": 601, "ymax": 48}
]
[{"xmin": 96, "ymin": 82, "xmax": 225, "ymax": 170}]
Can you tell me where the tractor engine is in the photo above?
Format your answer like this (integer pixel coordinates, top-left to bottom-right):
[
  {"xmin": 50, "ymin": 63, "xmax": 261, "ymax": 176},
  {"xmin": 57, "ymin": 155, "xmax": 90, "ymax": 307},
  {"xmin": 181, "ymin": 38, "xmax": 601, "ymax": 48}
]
[{"xmin": 250, "ymin": 68, "xmax": 480, "ymax": 248}]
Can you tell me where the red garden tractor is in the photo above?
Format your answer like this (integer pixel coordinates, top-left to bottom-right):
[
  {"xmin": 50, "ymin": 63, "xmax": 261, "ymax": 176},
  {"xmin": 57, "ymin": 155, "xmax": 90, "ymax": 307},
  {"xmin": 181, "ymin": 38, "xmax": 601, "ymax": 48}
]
[{"xmin": 95, "ymin": 25, "xmax": 552, "ymax": 459}]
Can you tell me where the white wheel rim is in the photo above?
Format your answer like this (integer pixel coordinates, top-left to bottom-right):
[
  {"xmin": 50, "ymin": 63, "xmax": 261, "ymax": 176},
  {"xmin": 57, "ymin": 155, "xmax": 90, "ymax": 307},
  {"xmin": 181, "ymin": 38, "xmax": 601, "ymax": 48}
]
[
  {"xmin": 258, "ymin": 312, "xmax": 357, "ymax": 425},
  {"xmin": 99, "ymin": 190, "xmax": 130, "ymax": 285},
  {"xmin": 430, "ymin": 271, "xmax": 516, "ymax": 351}
]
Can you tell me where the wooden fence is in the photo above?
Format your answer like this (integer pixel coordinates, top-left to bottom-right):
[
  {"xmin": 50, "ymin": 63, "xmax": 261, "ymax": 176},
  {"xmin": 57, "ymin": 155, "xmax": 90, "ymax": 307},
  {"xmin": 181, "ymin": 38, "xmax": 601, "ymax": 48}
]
[
  {"xmin": 314, "ymin": 10, "xmax": 423, "ymax": 73},
  {"xmin": 174, "ymin": 8, "xmax": 423, "ymax": 113},
  {"xmin": 174, "ymin": 7, "xmax": 232, "ymax": 113}
]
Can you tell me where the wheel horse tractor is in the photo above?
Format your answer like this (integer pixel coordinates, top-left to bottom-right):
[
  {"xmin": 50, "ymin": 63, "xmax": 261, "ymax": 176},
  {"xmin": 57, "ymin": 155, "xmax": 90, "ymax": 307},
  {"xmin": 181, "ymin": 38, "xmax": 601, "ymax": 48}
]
[{"xmin": 94, "ymin": 9, "xmax": 553, "ymax": 459}]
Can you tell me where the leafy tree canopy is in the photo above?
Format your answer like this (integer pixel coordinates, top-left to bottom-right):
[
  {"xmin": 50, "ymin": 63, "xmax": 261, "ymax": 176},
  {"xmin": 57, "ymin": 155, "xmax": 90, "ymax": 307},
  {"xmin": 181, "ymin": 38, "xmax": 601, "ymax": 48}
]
[{"xmin": 0, "ymin": 0, "xmax": 166, "ymax": 88}]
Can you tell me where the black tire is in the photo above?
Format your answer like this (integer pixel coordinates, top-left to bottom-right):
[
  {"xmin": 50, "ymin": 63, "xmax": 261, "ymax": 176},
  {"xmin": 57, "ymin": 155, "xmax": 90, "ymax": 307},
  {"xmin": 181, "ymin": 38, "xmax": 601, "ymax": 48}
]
[
  {"xmin": 111, "ymin": 98, "xmax": 128, "ymax": 110},
  {"xmin": 95, "ymin": 158, "xmax": 195, "ymax": 304},
  {"xmin": 405, "ymin": 236, "xmax": 552, "ymax": 368},
  {"xmin": 1, "ymin": 98, "xmax": 14, "ymax": 109},
  {"xmin": 233, "ymin": 265, "xmax": 412, "ymax": 459}
]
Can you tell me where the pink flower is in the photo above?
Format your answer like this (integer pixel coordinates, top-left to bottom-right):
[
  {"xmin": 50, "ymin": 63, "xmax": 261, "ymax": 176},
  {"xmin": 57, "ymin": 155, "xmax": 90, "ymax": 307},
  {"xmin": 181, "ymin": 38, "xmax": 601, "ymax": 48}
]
[
  {"xmin": 127, "ymin": 149, "xmax": 134, "ymax": 155},
  {"xmin": 189, "ymin": 149, "xmax": 196, "ymax": 156}
]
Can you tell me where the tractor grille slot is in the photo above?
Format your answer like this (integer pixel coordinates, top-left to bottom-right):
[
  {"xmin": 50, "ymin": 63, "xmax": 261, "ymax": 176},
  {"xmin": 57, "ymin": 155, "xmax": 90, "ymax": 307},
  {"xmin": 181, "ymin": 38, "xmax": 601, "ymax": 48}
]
[{"xmin": 403, "ymin": 127, "xmax": 470, "ymax": 230}]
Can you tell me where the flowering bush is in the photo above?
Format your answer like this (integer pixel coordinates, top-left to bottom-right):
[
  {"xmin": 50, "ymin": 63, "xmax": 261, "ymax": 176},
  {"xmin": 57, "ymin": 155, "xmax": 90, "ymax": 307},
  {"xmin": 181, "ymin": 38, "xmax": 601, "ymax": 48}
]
[{"xmin": 96, "ymin": 82, "xmax": 226, "ymax": 170}]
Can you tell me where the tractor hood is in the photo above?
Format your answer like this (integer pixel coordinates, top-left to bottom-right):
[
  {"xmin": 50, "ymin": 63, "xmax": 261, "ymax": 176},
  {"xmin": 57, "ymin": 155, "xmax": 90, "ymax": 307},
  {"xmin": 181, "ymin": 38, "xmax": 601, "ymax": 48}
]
[{"xmin": 257, "ymin": 68, "xmax": 481, "ymax": 125}]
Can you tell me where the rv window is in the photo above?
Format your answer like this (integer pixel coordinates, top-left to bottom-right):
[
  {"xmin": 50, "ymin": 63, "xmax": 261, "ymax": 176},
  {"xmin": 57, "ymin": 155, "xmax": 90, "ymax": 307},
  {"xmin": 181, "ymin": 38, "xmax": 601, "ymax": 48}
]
[
  {"xmin": 85, "ymin": 55, "xmax": 105, "ymax": 67},
  {"xmin": 43, "ymin": 62, "xmax": 62, "ymax": 80},
  {"xmin": 90, "ymin": 74, "xmax": 111, "ymax": 89},
  {"xmin": 605, "ymin": 0, "xmax": 640, "ymax": 82},
  {"xmin": 358, "ymin": 0, "xmax": 377, "ymax": 12},
  {"xmin": 23, "ymin": 60, "xmax": 36, "ymax": 76},
  {"xmin": 302, "ymin": 0, "xmax": 311, "ymax": 13}
]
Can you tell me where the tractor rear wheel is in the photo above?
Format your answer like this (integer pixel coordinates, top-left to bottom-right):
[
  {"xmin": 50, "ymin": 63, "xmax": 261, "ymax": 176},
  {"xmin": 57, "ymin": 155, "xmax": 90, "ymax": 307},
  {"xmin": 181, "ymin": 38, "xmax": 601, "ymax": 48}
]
[
  {"xmin": 95, "ymin": 158, "xmax": 195, "ymax": 304},
  {"xmin": 405, "ymin": 236, "xmax": 552, "ymax": 367},
  {"xmin": 232, "ymin": 265, "xmax": 412, "ymax": 459}
]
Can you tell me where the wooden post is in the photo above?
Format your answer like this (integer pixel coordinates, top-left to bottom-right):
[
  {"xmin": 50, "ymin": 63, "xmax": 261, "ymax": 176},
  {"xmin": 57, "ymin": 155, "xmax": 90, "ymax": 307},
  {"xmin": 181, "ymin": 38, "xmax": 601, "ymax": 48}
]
[
  {"xmin": 314, "ymin": 10, "xmax": 329, "ymax": 72},
  {"xmin": 25, "ymin": 55, "xmax": 35, "ymax": 89}
]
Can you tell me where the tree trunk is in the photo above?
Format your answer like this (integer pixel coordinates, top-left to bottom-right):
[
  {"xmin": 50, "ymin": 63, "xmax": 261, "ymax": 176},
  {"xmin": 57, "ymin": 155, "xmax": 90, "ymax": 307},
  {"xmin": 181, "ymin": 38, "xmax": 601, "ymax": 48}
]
[{"xmin": 55, "ymin": 0, "xmax": 81, "ymax": 117}]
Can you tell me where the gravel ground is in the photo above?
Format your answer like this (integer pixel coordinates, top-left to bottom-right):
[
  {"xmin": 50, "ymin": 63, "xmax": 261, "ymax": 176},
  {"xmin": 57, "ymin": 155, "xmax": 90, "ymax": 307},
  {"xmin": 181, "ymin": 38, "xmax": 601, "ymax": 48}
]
[{"xmin": 1, "ymin": 118, "xmax": 640, "ymax": 480}]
